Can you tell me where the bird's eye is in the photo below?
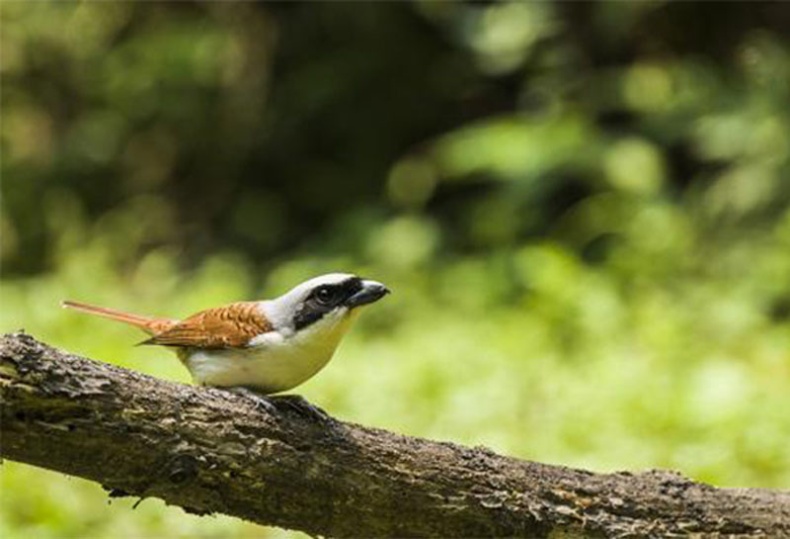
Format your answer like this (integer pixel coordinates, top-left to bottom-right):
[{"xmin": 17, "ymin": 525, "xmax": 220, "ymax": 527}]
[{"xmin": 314, "ymin": 286, "xmax": 338, "ymax": 305}]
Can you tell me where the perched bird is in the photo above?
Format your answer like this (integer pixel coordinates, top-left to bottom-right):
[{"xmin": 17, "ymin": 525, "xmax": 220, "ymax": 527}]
[{"xmin": 63, "ymin": 273, "xmax": 389, "ymax": 397}]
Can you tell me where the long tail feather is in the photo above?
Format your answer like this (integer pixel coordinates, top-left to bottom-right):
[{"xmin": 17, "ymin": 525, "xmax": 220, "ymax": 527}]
[{"xmin": 62, "ymin": 300, "xmax": 173, "ymax": 335}]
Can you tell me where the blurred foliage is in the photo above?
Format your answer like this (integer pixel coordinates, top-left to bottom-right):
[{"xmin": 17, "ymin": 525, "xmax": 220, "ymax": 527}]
[{"xmin": 2, "ymin": 1, "xmax": 790, "ymax": 538}]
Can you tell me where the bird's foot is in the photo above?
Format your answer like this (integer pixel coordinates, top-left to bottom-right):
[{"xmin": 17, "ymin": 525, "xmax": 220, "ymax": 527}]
[
  {"xmin": 224, "ymin": 387, "xmax": 278, "ymax": 415},
  {"xmin": 224, "ymin": 388, "xmax": 331, "ymax": 423},
  {"xmin": 269, "ymin": 394, "xmax": 332, "ymax": 423}
]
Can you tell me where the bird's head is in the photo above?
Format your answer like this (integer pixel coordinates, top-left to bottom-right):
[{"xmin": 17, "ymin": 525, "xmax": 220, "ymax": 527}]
[{"xmin": 262, "ymin": 273, "xmax": 389, "ymax": 338}]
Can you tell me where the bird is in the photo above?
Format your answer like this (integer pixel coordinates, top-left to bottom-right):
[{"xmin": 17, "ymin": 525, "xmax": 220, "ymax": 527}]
[{"xmin": 62, "ymin": 273, "xmax": 389, "ymax": 401}]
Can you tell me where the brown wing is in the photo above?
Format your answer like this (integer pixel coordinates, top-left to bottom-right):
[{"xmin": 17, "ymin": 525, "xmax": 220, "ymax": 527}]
[{"xmin": 141, "ymin": 302, "xmax": 272, "ymax": 349}]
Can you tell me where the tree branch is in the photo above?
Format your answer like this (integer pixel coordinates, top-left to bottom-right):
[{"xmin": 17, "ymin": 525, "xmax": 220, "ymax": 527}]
[{"xmin": 1, "ymin": 332, "xmax": 788, "ymax": 537}]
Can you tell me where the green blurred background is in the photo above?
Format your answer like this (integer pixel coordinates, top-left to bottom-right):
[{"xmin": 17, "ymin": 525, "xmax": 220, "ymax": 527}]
[{"xmin": 2, "ymin": 1, "xmax": 790, "ymax": 537}]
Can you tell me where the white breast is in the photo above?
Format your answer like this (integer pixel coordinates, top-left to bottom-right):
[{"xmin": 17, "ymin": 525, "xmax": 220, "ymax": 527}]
[{"xmin": 183, "ymin": 308, "xmax": 358, "ymax": 394}]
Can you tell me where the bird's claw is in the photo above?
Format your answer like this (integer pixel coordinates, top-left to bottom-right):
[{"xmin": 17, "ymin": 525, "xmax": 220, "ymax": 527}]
[
  {"xmin": 225, "ymin": 387, "xmax": 278, "ymax": 414},
  {"xmin": 224, "ymin": 388, "xmax": 330, "ymax": 423},
  {"xmin": 270, "ymin": 394, "xmax": 332, "ymax": 423}
]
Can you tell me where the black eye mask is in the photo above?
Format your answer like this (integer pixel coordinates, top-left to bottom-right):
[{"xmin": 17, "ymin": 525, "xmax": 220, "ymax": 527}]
[{"xmin": 293, "ymin": 277, "xmax": 363, "ymax": 330}]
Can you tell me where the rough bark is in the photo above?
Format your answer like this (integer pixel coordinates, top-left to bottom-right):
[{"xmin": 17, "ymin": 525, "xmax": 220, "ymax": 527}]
[{"xmin": 1, "ymin": 332, "xmax": 788, "ymax": 538}]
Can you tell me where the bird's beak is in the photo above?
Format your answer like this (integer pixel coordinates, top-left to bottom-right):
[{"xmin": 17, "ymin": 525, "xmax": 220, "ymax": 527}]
[{"xmin": 346, "ymin": 280, "xmax": 390, "ymax": 308}]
